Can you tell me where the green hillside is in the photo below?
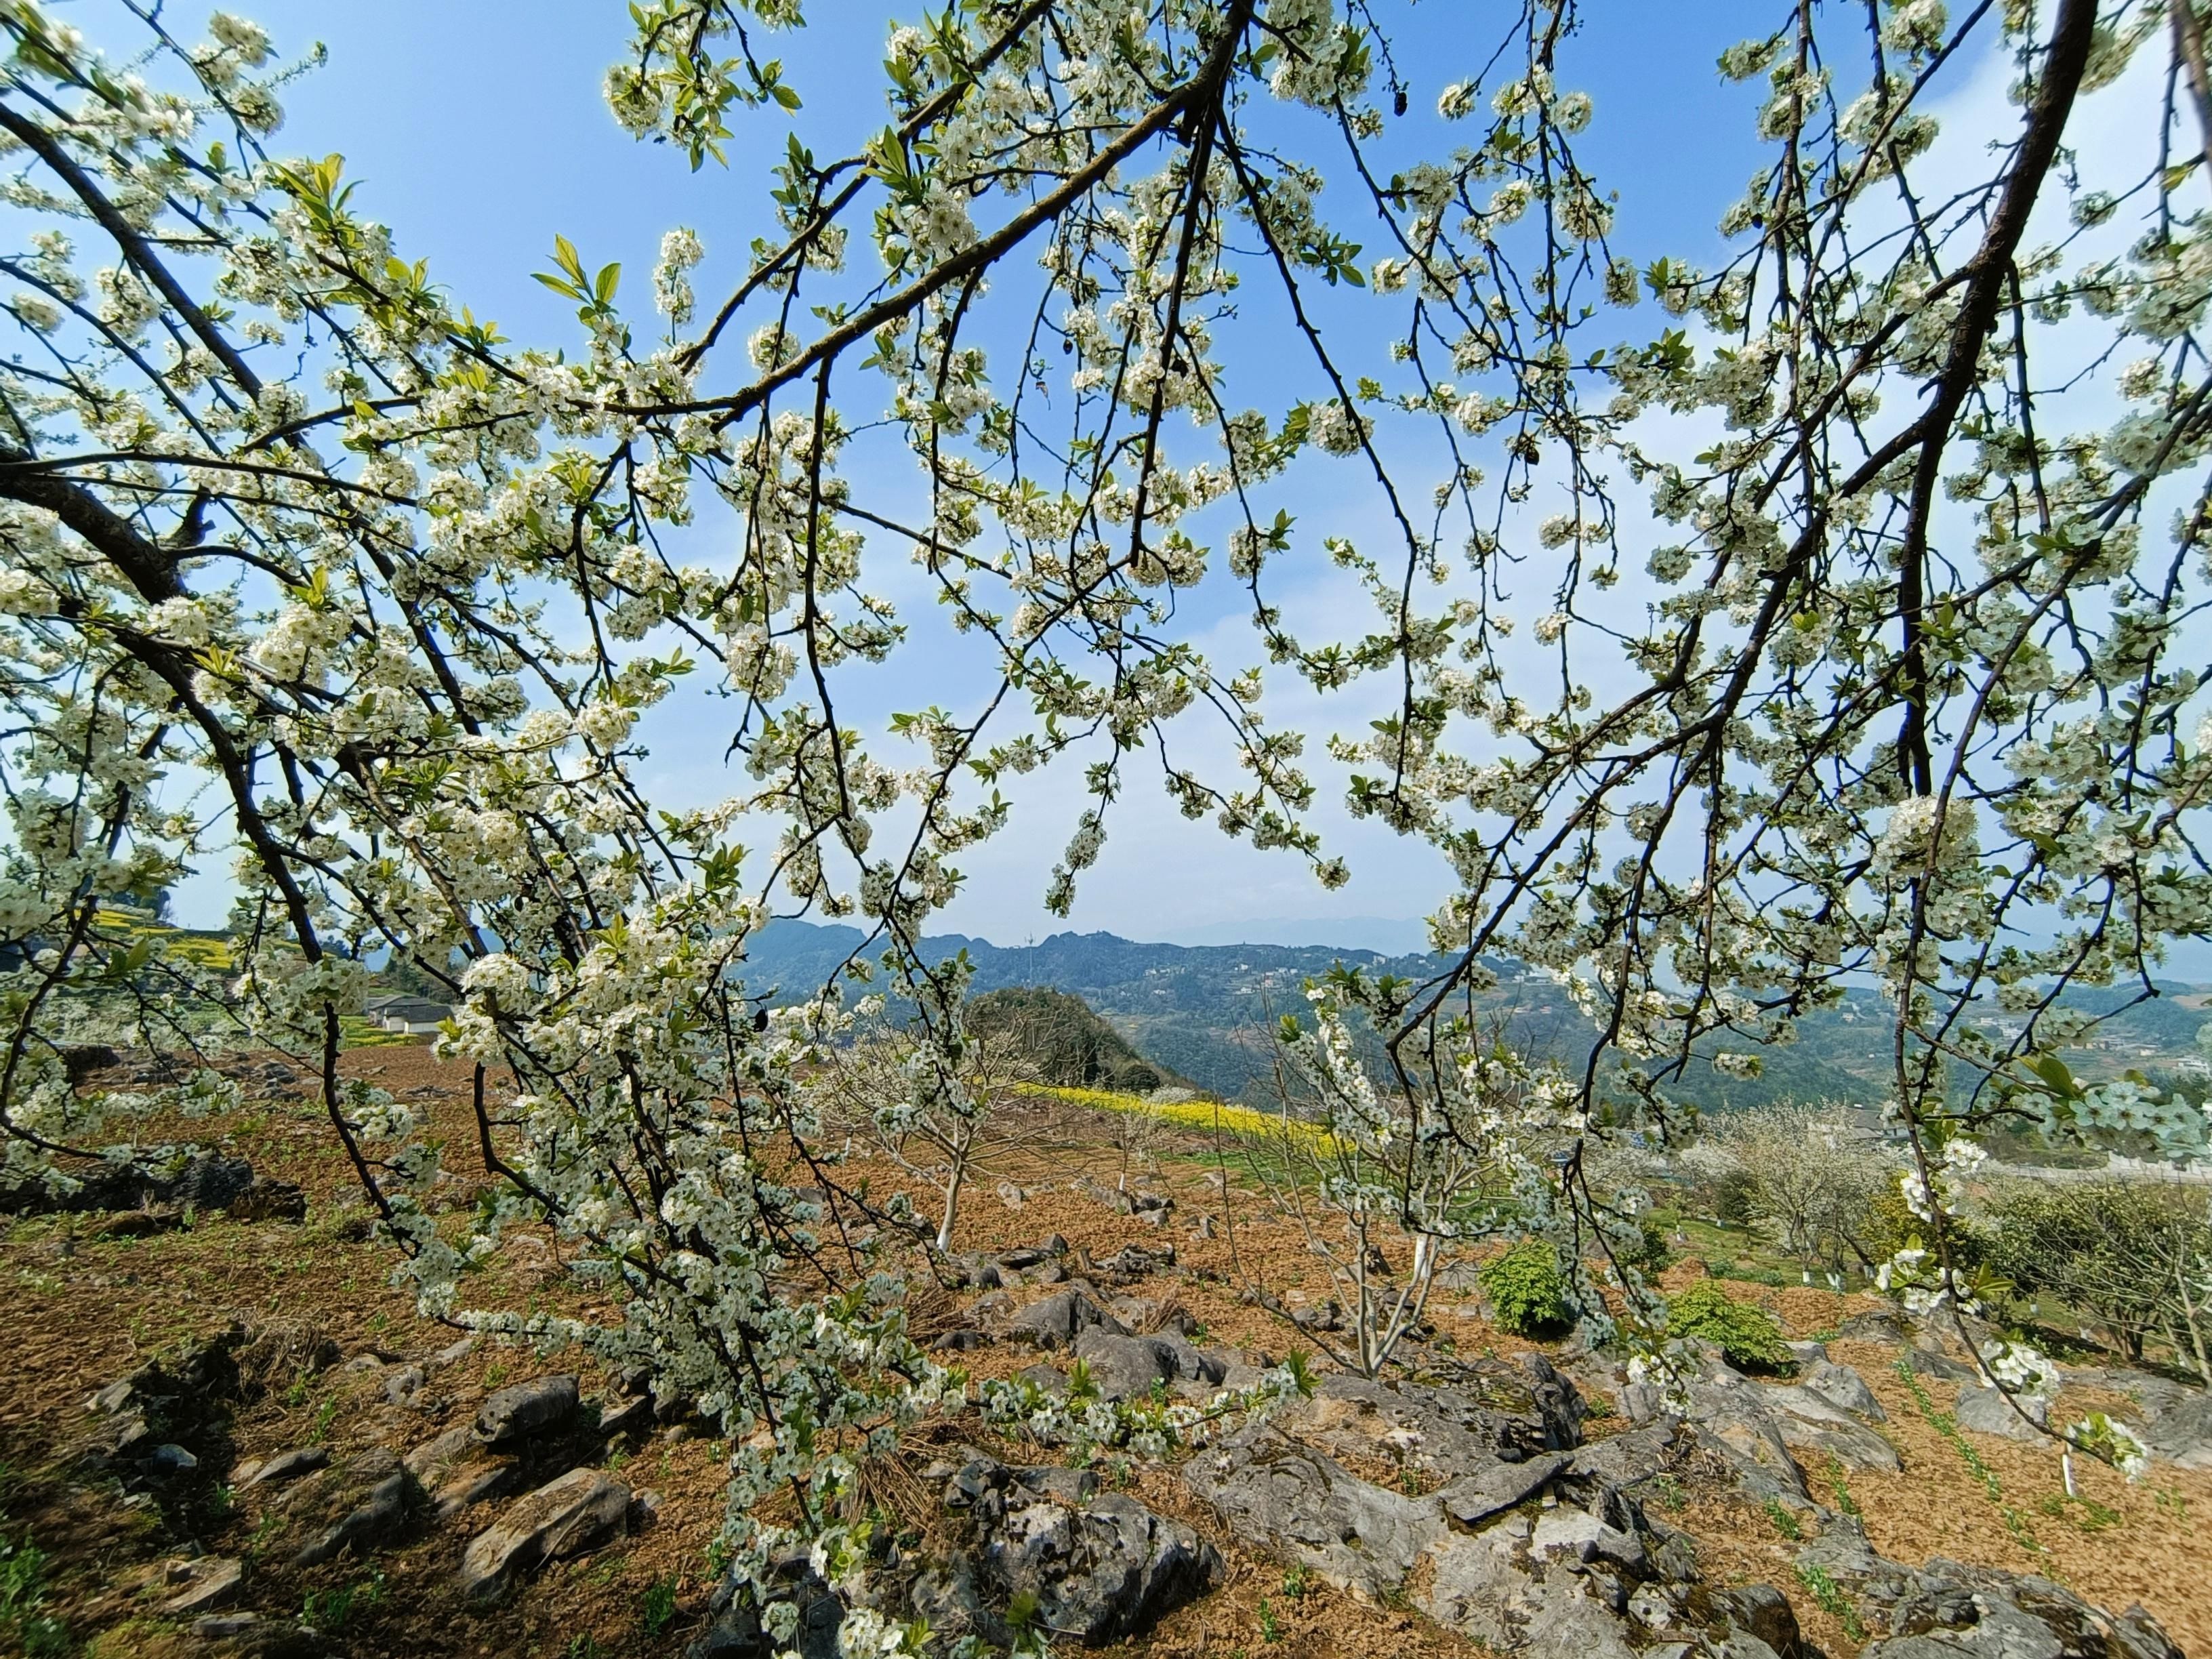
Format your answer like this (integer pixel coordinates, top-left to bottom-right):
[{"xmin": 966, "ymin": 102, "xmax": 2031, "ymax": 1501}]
[{"xmin": 966, "ymin": 986, "xmax": 1194, "ymax": 1094}]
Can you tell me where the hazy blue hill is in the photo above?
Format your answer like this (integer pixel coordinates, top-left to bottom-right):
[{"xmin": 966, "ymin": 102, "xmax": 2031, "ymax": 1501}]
[
  {"xmin": 733, "ymin": 919, "xmax": 2211, "ymax": 1107},
  {"xmin": 737, "ymin": 919, "xmax": 1493, "ymax": 1097},
  {"xmin": 1156, "ymin": 916, "xmax": 1435, "ymax": 955},
  {"xmin": 741, "ymin": 918, "xmax": 875, "ymax": 995}
]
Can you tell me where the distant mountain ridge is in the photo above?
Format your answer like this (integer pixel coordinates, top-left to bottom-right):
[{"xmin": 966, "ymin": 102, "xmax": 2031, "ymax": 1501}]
[
  {"xmin": 738, "ymin": 918, "xmax": 2212, "ymax": 1109},
  {"xmin": 739, "ymin": 918, "xmax": 1487, "ymax": 1099},
  {"xmin": 1153, "ymin": 915, "xmax": 1435, "ymax": 956}
]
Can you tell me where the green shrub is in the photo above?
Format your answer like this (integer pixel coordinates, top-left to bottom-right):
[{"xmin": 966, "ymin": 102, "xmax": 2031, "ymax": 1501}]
[
  {"xmin": 1860, "ymin": 1186, "xmax": 1986, "ymax": 1275},
  {"xmin": 1668, "ymin": 1279, "xmax": 1792, "ymax": 1372},
  {"xmin": 302, "ymin": 1571, "xmax": 385, "ymax": 1633},
  {"xmin": 1479, "ymin": 1242, "xmax": 1574, "ymax": 1336}
]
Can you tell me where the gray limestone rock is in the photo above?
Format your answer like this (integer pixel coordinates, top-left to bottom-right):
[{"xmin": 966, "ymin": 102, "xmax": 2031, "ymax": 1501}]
[
  {"xmin": 1671, "ymin": 1375, "xmax": 1814, "ymax": 1500},
  {"xmin": 1420, "ymin": 1521, "xmax": 1648, "ymax": 1659},
  {"xmin": 1415, "ymin": 1482, "xmax": 1799, "ymax": 1659},
  {"xmin": 1836, "ymin": 1309, "xmax": 1910, "ymax": 1345},
  {"xmin": 2057, "ymin": 1366, "xmax": 2212, "ymax": 1470},
  {"xmin": 1952, "ymin": 1385, "xmax": 2049, "ymax": 1441},
  {"xmin": 472, "ymin": 1375, "xmax": 581, "ymax": 1447},
  {"xmin": 985, "ymin": 1485, "xmax": 1220, "ymax": 1643},
  {"xmin": 1071, "ymin": 1330, "xmax": 1182, "ymax": 1400},
  {"xmin": 161, "ymin": 1555, "xmax": 243, "ymax": 1615},
  {"xmin": 1189, "ymin": 1364, "xmax": 2176, "ymax": 1659},
  {"xmin": 285, "ymin": 1449, "xmax": 411, "ymax": 1568},
  {"xmin": 1757, "ymin": 1381, "xmax": 1902, "ymax": 1471},
  {"xmin": 1162, "ymin": 1337, "xmax": 1228, "ymax": 1386},
  {"xmin": 241, "ymin": 1446, "xmax": 327, "ymax": 1489},
  {"xmin": 1668, "ymin": 1360, "xmax": 1902, "ymax": 1492},
  {"xmin": 1530, "ymin": 1505, "xmax": 1650, "ymax": 1574},
  {"xmin": 1800, "ymin": 1521, "xmax": 2181, "ymax": 1658},
  {"xmin": 457, "ymin": 1468, "xmax": 630, "ymax": 1600},
  {"xmin": 1274, "ymin": 1354, "xmax": 1584, "ymax": 1487},
  {"xmin": 1006, "ymin": 1286, "xmax": 1128, "ymax": 1351},
  {"xmin": 687, "ymin": 1549, "xmax": 844, "ymax": 1659},
  {"xmin": 1905, "ymin": 1346, "xmax": 1980, "ymax": 1385},
  {"xmin": 1439, "ymin": 1451, "xmax": 1568, "ymax": 1528},
  {"xmin": 1796, "ymin": 1359, "xmax": 1886, "ymax": 1422},
  {"xmin": 1568, "ymin": 1419, "xmax": 1692, "ymax": 1490},
  {"xmin": 1181, "ymin": 1420, "xmax": 1446, "ymax": 1601},
  {"xmin": 918, "ymin": 1458, "xmax": 1221, "ymax": 1645}
]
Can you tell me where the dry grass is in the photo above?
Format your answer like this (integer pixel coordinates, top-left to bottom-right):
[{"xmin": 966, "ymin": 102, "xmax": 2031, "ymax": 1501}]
[
  {"xmin": 1639, "ymin": 1279, "xmax": 2212, "ymax": 1657},
  {"xmin": 1, "ymin": 1045, "xmax": 2206, "ymax": 1659},
  {"xmin": 233, "ymin": 1315, "xmax": 341, "ymax": 1397}
]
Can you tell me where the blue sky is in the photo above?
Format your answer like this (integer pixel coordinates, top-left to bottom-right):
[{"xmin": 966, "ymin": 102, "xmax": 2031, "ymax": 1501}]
[{"xmin": 161, "ymin": 1, "xmax": 2002, "ymax": 952}]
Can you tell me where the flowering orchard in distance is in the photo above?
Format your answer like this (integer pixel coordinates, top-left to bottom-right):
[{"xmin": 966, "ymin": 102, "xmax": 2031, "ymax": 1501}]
[{"xmin": 3, "ymin": 0, "xmax": 2211, "ymax": 1598}]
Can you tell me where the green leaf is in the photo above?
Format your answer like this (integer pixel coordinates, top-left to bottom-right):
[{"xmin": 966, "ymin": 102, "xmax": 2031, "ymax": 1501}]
[
  {"xmin": 2028, "ymin": 1054, "xmax": 2078, "ymax": 1097},
  {"xmin": 868, "ymin": 125, "xmax": 908, "ymax": 182}
]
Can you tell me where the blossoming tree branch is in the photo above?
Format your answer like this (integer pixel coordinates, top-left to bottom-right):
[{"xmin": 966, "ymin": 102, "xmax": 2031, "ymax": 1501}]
[{"xmin": 3, "ymin": 0, "xmax": 2210, "ymax": 1582}]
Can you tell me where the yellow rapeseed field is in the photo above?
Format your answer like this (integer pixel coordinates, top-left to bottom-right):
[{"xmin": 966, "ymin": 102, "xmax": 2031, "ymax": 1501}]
[{"xmin": 1020, "ymin": 1082, "xmax": 1338, "ymax": 1155}]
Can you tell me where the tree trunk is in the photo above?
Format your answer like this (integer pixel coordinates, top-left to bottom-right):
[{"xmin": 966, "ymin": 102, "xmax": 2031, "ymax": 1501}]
[
  {"xmin": 936, "ymin": 1162, "xmax": 964, "ymax": 1255},
  {"xmin": 2175, "ymin": 1258, "xmax": 2212, "ymax": 1387}
]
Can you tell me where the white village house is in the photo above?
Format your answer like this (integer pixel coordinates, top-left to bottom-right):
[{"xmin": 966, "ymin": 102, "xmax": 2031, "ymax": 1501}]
[{"xmin": 361, "ymin": 993, "xmax": 452, "ymax": 1035}]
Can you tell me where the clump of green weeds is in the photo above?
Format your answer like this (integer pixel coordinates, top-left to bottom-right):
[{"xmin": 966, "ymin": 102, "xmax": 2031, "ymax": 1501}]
[
  {"xmin": 1795, "ymin": 1561, "xmax": 1867, "ymax": 1642},
  {"xmin": 302, "ymin": 1570, "xmax": 386, "ymax": 1631},
  {"xmin": 1822, "ymin": 1455, "xmax": 1863, "ymax": 1519},
  {"xmin": 1, "ymin": 1528, "xmax": 68, "ymax": 1657}
]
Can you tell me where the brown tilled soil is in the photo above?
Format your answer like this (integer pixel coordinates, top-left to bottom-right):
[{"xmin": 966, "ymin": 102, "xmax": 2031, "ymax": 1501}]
[{"xmin": 1, "ymin": 1043, "xmax": 2206, "ymax": 1658}]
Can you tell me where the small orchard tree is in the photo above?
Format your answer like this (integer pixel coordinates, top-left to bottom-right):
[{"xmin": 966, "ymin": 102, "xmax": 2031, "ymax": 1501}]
[
  {"xmin": 1693, "ymin": 1100, "xmax": 1902, "ymax": 1275},
  {"xmin": 823, "ymin": 961, "xmax": 1039, "ymax": 1254},
  {"xmin": 1267, "ymin": 968, "xmax": 1578, "ymax": 1374},
  {"xmin": 1984, "ymin": 1176, "xmax": 2212, "ymax": 1373},
  {"xmin": 5, "ymin": 0, "xmax": 2212, "ymax": 1595}
]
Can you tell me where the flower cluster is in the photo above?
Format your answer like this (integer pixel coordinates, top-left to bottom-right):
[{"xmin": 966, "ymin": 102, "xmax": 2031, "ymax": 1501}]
[{"xmin": 975, "ymin": 1362, "xmax": 1305, "ymax": 1462}]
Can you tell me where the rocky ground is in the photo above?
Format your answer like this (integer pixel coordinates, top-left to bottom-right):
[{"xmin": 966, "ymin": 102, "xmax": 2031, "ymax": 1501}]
[{"xmin": 1, "ymin": 1044, "xmax": 2207, "ymax": 1659}]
